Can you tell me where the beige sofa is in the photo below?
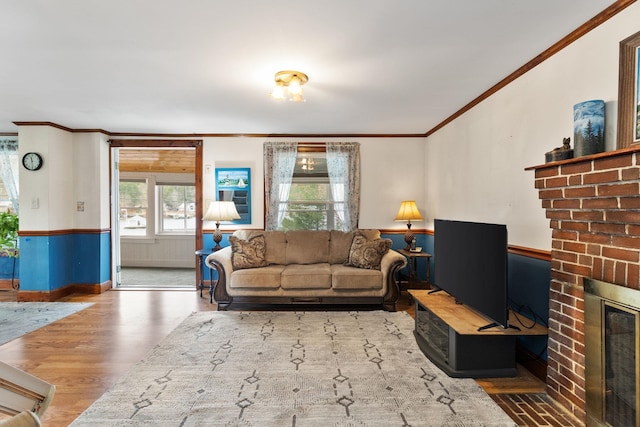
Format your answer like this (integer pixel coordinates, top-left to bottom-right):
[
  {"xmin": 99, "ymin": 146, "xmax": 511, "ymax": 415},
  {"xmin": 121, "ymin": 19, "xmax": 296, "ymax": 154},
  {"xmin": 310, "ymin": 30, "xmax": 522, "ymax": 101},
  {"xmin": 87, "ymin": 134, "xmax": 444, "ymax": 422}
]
[{"xmin": 206, "ymin": 229, "xmax": 407, "ymax": 311}]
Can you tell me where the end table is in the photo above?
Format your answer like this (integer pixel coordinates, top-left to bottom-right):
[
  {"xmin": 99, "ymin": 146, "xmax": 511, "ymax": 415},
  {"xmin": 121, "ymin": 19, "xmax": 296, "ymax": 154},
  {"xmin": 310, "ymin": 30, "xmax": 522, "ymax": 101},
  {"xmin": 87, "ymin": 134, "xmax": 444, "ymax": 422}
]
[
  {"xmin": 398, "ymin": 249, "xmax": 432, "ymax": 290},
  {"xmin": 195, "ymin": 248, "xmax": 214, "ymax": 303}
]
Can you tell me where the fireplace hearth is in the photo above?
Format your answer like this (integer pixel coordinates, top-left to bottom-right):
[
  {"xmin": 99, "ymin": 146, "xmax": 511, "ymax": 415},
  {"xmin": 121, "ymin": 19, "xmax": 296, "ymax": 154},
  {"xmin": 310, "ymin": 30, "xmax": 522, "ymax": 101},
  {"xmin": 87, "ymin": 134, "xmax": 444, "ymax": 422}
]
[{"xmin": 585, "ymin": 278, "xmax": 640, "ymax": 426}]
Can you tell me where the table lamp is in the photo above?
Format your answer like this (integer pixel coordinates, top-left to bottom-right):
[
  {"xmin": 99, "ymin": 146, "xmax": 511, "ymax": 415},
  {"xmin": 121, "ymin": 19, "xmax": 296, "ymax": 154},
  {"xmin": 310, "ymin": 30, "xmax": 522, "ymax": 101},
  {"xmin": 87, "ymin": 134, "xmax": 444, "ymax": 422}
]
[
  {"xmin": 204, "ymin": 201, "xmax": 240, "ymax": 251},
  {"xmin": 394, "ymin": 200, "xmax": 423, "ymax": 250}
]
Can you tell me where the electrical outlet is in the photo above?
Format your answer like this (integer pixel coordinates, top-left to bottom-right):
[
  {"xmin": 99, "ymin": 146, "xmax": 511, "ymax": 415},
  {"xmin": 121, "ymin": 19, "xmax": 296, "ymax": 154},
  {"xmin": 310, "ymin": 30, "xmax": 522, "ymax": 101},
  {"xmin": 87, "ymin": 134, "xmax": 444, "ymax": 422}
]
[{"xmin": 31, "ymin": 197, "xmax": 39, "ymax": 209}]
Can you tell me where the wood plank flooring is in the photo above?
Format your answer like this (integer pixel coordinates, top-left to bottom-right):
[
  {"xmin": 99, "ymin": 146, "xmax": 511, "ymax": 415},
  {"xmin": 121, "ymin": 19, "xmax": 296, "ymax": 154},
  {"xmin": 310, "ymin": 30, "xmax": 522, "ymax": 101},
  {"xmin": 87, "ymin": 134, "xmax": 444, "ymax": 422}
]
[{"xmin": 0, "ymin": 289, "xmax": 579, "ymax": 426}]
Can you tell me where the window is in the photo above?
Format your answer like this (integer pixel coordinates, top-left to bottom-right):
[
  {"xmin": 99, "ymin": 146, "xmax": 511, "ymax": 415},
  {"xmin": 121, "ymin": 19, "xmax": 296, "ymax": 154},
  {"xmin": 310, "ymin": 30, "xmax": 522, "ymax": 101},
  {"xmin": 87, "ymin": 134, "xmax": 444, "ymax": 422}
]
[
  {"xmin": 119, "ymin": 180, "xmax": 148, "ymax": 237},
  {"xmin": 264, "ymin": 142, "xmax": 360, "ymax": 231},
  {"xmin": 280, "ymin": 155, "xmax": 344, "ymax": 231},
  {"xmin": 158, "ymin": 184, "xmax": 195, "ymax": 233},
  {"xmin": 0, "ymin": 139, "xmax": 19, "ymax": 214},
  {"xmin": 119, "ymin": 175, "xmax": 195, "ymax": 238}
]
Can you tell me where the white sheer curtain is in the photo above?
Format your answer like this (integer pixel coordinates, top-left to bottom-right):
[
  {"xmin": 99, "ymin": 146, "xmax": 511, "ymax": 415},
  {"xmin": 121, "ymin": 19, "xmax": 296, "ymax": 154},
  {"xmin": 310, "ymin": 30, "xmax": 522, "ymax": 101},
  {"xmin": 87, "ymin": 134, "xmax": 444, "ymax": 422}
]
[
  {"xmin": 0, "ymin": 139, "xmax": 19, "ymax": 213},
  {"xmin": 264, "ymin": 142, "xmax": 298, "ymax": 230},
  {"xmin": 326, "ymin": 142, "xmax": 360, "ymax": 231}
]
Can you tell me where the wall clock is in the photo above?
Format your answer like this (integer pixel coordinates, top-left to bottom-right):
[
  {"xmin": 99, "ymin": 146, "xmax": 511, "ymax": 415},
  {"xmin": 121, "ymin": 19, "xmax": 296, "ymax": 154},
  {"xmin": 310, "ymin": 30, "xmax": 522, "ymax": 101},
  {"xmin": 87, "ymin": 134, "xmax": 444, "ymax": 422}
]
[{"xmin": 22, "ymin": 152, "xmax": 43, "ymax": 171}]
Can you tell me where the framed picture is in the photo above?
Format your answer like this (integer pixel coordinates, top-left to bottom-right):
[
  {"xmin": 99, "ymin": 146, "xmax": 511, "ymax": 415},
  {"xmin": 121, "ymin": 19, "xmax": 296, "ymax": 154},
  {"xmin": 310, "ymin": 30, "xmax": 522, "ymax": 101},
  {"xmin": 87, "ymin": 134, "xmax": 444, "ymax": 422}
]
[
  {"xmin": 215, "ymin": 168, "xmax": 251, "ymax": 224},
  {"xmin": 617, "ymin": 30, "xmax": 640, "ymax": 149}
]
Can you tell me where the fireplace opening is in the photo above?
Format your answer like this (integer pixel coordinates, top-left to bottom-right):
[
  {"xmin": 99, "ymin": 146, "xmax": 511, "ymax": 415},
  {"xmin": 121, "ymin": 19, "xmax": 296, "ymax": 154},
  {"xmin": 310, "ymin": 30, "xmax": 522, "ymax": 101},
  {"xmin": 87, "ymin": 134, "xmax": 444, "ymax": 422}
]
[{"xmin": 585, "ymin": 278, "xmax": 640, "ymax": 427}]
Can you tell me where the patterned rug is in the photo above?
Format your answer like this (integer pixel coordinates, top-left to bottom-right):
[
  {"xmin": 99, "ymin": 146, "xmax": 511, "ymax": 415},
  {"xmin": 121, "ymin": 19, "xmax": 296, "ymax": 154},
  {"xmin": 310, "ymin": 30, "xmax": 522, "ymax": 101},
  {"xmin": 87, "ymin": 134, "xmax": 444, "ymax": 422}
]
[
  {"xmin": 0, "ymin": 302, "xmax": 93, "ymax": 345},
  {"xmin": 70, "ymin": 311, "xmax": 516, "ymax": 426}
]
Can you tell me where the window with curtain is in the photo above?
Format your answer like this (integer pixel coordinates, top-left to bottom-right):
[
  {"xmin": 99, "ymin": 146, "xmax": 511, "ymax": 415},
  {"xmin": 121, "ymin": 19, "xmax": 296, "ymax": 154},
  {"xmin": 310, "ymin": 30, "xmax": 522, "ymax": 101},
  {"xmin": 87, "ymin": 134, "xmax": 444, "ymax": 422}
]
[
  {"xmin": 0, "ymin": 139, "xmax": 19, "ymax": 214},
  {"xmin": 264, "ymin": 142, "xmax": 360, "ymax": 231}
]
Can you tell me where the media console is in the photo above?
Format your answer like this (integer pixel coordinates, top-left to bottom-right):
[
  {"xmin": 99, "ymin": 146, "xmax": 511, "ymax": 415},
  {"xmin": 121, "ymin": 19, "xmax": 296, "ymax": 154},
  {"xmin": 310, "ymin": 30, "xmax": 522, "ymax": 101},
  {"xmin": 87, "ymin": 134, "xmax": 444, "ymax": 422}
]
[{"xmin": 409, "ymin": 290, "xmax": 548, "ymax": 378}]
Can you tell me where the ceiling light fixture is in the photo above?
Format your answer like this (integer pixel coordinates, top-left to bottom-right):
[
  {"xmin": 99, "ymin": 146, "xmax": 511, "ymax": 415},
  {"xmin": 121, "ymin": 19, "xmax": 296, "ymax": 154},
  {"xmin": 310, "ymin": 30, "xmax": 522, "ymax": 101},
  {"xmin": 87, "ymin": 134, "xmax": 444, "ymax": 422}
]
[{"xmin": 270, "ymin": 70, "xmax": 308, "ymax": 102}]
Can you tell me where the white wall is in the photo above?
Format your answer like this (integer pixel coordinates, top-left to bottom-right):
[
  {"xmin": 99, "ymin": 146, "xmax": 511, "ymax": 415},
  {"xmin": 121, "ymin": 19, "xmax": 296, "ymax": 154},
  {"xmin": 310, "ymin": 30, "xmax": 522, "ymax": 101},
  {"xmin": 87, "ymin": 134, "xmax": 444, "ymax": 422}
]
[
  {"xmin": 73, "ymin": 132, "xmax": 111, "ymax": 229},
  {"xmin": 18, "ymin": 127, "xmax": 111, "ymax": 232},
  {"xmin": 425, "ymin": 3, "xmax": 640, "ymax": 250},
  {"xmin": 201, "ymin": 136, "xmax": 426, "ymax": 231},
  {"xmin": 18, "ymin": 126, "xmax": 73, "ymax": 231}
]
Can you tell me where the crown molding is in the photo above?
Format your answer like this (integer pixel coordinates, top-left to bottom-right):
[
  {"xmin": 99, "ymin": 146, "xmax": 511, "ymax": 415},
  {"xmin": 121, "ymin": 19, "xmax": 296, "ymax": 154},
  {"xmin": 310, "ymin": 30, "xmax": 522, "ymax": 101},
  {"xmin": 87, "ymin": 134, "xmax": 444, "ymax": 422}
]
[
  {"xmin": 12, "ymin": 122, "xmax": 427, "ymax": 139},
  {"xmin": 424, "ymin": 0, "xmax": 637, "ymax": 137}
]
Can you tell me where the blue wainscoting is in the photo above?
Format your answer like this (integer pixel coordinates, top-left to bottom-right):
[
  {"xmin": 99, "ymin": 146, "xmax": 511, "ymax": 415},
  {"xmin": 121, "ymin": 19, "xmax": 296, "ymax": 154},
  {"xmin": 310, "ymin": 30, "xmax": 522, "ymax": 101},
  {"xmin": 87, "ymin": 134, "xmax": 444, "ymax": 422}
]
[
  {"xmin": 385, "ymin": 232, "xmax": 434, "ymax": 283},
  {"xmin": 0, "ymin": 255, "xmax": 19, "ymax": 280},
  {"xmin": 508, "ymin": 253, "xmax": 550, "ymax": 360},
  {"xmin": 19, "ymin": 231, "xmax": 111, "ymax": 292}
]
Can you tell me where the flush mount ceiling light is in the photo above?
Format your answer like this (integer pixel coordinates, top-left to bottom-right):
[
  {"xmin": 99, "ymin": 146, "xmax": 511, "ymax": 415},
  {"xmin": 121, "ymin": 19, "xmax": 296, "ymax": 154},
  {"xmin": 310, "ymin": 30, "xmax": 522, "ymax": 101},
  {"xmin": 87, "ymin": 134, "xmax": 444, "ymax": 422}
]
[{"xmin": 270, "ymin": 70, "xmax": 308, "ymax": 102}]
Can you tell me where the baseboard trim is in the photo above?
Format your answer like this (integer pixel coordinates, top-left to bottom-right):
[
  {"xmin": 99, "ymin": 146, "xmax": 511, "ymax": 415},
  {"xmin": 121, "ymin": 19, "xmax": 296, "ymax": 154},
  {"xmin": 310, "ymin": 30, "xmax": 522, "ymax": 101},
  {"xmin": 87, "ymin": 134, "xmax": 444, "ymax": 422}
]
[
  {"xmin": 516, "ymin": 344, "xmax": 547, "ymax": 383},
  {"xmin": 0, "ymin": 278, "xmax": 19, "ymax": 290},
  {"xmin": 16, "ymin": 280, "xmax": 112, "ymax": 301}
]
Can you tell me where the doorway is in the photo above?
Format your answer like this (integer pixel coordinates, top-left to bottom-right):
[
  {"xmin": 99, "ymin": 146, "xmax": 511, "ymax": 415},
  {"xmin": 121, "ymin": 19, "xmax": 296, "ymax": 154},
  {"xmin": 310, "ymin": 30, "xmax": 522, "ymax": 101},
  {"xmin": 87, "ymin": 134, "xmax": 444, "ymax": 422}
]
[{"xmin": 110, "ymin": 140, "xmax": 203, "ymax": 289}]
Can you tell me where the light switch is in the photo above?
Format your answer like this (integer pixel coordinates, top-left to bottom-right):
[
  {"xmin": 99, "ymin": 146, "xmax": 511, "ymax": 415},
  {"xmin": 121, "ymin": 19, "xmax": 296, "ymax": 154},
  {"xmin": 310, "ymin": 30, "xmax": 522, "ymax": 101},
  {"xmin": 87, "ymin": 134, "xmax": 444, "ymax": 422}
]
[{"xmin": 31, "ymin": 197, "xmax": 39, "ymax": 209}]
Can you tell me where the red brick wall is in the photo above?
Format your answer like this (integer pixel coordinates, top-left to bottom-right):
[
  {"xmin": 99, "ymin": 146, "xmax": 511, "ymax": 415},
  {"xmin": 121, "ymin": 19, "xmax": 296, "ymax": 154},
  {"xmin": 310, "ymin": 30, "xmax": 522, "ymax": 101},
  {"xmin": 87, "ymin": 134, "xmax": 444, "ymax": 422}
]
[{"xmin": 531, "ymin": 147, "xmax": 640, "ymax": 422}]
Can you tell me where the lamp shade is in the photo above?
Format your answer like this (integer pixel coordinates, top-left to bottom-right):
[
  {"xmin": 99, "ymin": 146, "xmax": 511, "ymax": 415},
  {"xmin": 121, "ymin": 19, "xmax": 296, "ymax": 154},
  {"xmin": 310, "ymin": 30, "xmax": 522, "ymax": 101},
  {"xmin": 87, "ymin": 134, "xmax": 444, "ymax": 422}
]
[
  {"xmin": 203, "ymin": 201, "xmax": 240, "ymax": 222},
  {"xmin": 394, "ymin": 200, "xmax": 423, "ymax": 222}
]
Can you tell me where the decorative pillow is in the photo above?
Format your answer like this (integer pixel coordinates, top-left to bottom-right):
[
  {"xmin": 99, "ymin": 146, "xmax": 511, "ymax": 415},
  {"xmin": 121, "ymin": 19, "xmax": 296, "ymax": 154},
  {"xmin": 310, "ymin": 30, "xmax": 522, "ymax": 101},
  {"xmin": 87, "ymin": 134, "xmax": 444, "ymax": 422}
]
[
  {"xmin": 229, "ymin": 234, "xmax": 268, "ymax": 270},
  {"xmin": 346, "ymin": 232, "xmax": 392, "ymax": 270}
]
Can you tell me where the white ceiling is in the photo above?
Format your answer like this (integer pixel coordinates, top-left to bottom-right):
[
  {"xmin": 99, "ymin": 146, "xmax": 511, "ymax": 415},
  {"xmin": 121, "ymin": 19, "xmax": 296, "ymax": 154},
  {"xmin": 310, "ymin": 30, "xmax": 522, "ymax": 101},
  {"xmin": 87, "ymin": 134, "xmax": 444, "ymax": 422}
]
[{"xmin": 0, "ymin": 0, "xmax": 616, "ymax": 135}]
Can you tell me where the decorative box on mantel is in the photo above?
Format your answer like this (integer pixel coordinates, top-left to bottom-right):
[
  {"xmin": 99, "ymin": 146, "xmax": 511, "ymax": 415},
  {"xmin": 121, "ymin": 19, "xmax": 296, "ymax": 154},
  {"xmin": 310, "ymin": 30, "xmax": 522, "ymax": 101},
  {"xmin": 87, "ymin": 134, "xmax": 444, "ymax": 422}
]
[{"xmin": 525, "ymin": 145, "xmax": 640, "ymax": 424}]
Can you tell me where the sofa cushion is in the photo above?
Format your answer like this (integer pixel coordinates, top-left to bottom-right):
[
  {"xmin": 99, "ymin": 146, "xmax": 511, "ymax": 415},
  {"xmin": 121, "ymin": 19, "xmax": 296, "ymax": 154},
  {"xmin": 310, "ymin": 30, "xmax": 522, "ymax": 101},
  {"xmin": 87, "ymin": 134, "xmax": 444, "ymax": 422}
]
[
  {"xmin": 281, "ymin": 263, "xmax": 332, "ymax": 289},
  {"xmin": 329, "ymin": 230, "xmax": 355, "ymax": 264},
  {"xmin": 346, "ymin": 232, "xmax": 392, "ymax": 270},
  {"xmin": 229, "ymin": 265, "xmax": 284, "ymax": 289},
  {"xmin": 285, "ymin": 230, "xmax": 330, "ymax": 264},
  {"xmin": 331, "ymin": 264, "xmax": 383, "ymax": 290},
  {"xmin": 234, "ymin": 230, "xmax": 286, "ymax": 265},
  {"xmin": 229, "ymin": 234, "xmax": 268, "ymax": 270},
  {"xmin": 358, "ymin": 229, "xmax": 382, "ymax": 240}
]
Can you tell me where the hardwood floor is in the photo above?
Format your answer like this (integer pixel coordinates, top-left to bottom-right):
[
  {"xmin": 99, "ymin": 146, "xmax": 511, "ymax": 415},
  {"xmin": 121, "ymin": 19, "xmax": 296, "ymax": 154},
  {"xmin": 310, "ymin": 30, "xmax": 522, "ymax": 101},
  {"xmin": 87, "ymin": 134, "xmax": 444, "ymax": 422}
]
[{"xmin": 0, "ymin": 289, "xmax": 577, "ymax": 426}]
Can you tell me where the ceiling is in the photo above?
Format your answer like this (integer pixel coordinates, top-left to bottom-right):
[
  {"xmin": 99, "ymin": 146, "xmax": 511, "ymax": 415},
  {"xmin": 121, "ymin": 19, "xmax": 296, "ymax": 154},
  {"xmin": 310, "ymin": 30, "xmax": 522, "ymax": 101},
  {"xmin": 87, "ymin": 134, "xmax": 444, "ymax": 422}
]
[{"xmin": 0, "ymin": 0, "xmax": 619, "ymax": 136}]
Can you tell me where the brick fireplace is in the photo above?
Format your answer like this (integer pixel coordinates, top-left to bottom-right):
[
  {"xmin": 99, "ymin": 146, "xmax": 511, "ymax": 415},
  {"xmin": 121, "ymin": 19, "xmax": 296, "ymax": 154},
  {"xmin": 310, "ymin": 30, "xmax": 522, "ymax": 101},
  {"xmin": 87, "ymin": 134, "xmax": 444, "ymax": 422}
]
[{"xmin": 528, "ymin": 146, "xmax": 640, "ymax": 423}]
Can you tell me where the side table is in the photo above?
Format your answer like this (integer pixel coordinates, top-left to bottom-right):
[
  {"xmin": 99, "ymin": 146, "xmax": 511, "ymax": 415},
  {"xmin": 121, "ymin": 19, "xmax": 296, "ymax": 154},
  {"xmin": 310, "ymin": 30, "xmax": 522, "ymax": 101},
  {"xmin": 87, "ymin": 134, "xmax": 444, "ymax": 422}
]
[
  {"xmin": 397, "ymin": 249, "xmax": 432, "ymax": 290},
  {"xmin": 195, "ymin": 248, "xmax": 214, "ymax": 303}
]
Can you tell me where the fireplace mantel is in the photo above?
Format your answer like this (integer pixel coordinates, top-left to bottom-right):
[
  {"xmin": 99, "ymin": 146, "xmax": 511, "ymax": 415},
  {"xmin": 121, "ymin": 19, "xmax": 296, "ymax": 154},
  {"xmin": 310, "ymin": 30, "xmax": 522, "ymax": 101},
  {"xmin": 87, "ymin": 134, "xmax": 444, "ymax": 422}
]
[
  {"xmin": 526, "ymin": 145, "xmax": 640, "ymax": 171},
  {"xmin": 528, "ymin": 145, "xmax": 640, "ymax": 423}
]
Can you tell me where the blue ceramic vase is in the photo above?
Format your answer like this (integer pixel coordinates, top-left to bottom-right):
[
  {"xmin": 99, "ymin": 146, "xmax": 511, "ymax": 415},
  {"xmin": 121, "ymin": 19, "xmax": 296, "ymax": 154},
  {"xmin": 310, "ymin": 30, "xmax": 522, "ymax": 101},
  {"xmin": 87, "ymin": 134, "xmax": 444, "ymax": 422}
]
[{"xmin": 573, "ymin": 100, "xmax": 605, "ymax": 157}]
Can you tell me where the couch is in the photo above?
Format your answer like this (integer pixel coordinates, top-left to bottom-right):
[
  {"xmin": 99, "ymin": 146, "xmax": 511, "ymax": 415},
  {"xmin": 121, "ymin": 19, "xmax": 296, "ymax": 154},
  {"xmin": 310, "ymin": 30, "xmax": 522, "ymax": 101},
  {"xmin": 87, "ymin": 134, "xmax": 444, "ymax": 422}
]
[{"xmin": 206, "ymin": 229, "xmax": 407, "ymax": 311}]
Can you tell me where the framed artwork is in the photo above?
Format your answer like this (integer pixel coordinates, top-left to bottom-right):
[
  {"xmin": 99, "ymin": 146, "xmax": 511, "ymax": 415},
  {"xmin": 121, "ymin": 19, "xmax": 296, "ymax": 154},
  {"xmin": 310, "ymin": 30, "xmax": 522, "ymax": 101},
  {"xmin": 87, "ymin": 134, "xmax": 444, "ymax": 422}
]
[
  {"xmin": 617, "ymin": 30, "xmax": 640, "ymax": 149},
  {"xmin": 215, "ymin": 168, "xmax": 251, "ymax": 224}
]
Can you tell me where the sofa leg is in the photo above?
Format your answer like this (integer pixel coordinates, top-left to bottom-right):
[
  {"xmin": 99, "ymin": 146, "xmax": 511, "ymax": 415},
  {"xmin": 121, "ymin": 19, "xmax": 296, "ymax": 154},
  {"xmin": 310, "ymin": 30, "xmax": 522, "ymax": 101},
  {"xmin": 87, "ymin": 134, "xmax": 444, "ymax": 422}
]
[
  {"xmin": 217, "ymin": 303, "xmax": 230, "ymax": 311},
  {"xmin": 382, "ymin": 302, "xmax": 397, "ymax": 312}
]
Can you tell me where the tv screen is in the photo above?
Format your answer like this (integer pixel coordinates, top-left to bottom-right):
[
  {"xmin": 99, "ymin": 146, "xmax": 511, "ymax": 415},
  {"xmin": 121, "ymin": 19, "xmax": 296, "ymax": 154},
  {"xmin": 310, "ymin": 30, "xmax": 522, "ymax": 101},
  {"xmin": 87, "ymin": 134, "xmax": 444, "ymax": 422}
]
[{"xmin": 434, "ymin": 219, "xmax": 509, "ymax": 329}]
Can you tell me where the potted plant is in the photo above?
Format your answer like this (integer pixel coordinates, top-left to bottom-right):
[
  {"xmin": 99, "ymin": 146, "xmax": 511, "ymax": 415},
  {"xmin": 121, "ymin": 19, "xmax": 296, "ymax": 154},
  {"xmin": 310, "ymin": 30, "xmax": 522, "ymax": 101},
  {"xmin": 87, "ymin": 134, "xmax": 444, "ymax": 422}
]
[{"xmin": 0, "ymin": 212, "xmax": 19, "ymax": 289}]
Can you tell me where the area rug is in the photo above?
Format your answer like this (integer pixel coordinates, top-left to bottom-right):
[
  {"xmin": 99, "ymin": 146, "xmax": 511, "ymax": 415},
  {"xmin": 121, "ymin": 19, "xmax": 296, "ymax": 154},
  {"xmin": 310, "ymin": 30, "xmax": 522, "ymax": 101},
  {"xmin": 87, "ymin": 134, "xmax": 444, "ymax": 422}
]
[
  {"xmin": 0, "ymin": 302, "xmax": 93, "ymax": 345},
  {"xmin": 70, "ymin": 311, "xmax": 516, "ymax": 426}
]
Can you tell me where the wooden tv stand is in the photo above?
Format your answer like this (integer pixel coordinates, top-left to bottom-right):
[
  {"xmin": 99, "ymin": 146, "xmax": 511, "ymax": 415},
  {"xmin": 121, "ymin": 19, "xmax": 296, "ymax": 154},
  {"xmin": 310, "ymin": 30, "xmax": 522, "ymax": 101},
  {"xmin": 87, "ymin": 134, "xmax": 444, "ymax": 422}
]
[{"xmin": 408, "ymin": 290, "xmax": 548, "ymax": 378}]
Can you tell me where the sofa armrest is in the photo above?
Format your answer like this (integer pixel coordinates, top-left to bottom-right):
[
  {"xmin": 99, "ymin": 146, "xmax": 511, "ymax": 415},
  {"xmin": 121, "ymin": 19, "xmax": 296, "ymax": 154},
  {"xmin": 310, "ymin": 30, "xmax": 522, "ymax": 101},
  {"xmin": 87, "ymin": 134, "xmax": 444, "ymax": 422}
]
[
  {"xmin": 206, "ymin": 246, "xmax": 233, "ymax": 275},
  {"xmin": 381, "ymin": 249, "xmax": 407, "ymax": 274},
  {"xmin": 380, "ymin": 249, "xmax": 408, "ymax": 311},
  {"xmin": 206, "ymin": 247, "xmax": 234, "ymax": 309}
]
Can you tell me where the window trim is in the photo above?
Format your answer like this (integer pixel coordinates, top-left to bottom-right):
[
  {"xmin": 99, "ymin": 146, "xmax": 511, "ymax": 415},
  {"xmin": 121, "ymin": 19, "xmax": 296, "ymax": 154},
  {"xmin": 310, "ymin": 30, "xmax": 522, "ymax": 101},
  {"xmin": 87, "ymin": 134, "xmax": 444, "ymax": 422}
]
[{"xmin": 156, "ymin": 183, "xmax": 196, "ymax": 234}]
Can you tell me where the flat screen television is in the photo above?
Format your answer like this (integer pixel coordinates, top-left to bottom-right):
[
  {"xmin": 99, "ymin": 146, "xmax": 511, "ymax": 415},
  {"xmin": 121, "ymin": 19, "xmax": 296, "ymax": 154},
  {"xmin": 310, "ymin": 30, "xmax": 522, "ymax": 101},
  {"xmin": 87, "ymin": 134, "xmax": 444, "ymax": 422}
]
[{"xmin": 433, "ymin": 219, "xmax": 510, "ymax": 329}]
